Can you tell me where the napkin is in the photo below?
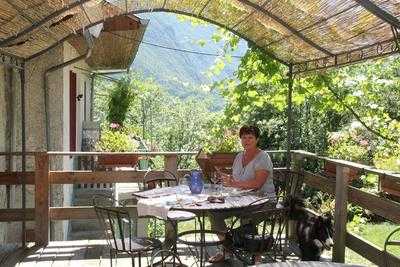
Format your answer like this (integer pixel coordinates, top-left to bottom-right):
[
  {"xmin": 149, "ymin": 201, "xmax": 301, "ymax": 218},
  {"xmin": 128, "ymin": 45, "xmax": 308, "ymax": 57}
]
[{"xmin": 137, "ymin": 195, "xmax": 177, "ymax": 220}]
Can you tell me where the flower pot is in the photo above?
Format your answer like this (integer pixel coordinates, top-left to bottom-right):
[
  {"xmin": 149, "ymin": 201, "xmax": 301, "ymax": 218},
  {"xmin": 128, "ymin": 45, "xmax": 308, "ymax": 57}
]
[
  {"xmin": 196, "ymin": 151, "xmax": 236, "ymax": 178},
  {"xmin": 97, "ymin": 154, "xmax": 139, "ymax": 168},
  {"xmin": 210, "ymin": 152, "xmax": 236, "ymax": 166}
]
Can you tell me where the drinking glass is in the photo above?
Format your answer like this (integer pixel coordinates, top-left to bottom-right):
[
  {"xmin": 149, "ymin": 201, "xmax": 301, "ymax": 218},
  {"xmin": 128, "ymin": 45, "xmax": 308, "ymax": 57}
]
[
  {"xmin": 176, "ymin": 177, "xmax": 188, "ymax": 202},
  {"xmin": 210, "ymin": 172, "xmax": 222, "ymax": 197}
]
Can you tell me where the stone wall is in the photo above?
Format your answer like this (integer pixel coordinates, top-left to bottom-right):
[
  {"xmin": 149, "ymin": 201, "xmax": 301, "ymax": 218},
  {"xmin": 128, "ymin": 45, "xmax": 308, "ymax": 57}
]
[
  {"xmin": 0, "ymin": 41, "xmax": 92, "ymax": 244},
  {"xmin": 0, "ymin": 66, "xmax": 7, "ymax": 244}
]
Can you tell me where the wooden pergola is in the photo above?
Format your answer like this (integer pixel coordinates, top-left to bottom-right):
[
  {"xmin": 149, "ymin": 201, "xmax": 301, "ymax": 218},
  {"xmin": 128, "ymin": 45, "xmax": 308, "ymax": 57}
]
[
  {"xmin": 2, "ymin": 0, "xmax": 400, "ymax": 160},
  {"xmin": 1, "ymin": 0, "xmax": 400, "ymax": 265},
  {"xmin": 2, "ymin": 1, "xmax": 400, "ymax": 71}
]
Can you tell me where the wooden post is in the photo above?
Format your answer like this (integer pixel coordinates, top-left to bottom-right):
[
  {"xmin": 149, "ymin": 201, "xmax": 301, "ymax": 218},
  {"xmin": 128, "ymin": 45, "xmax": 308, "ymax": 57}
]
[
  {"xmin": 164, "ymin": 154, "xmax": 178, "ymax": 178},
  {"xmin": 378, "ymin": 174, "xmax": 383, "ymax": 192},
  {"xmin": 164, "ymin": 154, "xmax": 178, "ymax": 248},
  {"xmin": 333, "ymin": 165, "xmax": 350, "ymax": 263},
  {"xmin": 290, "ymin": 152, "xmax": 303, "ymax": 195},
  {"xmin": 4, "ymin": 66, "xmax": 13, "ymax": 209},
  {"xmin": 35, "ymin": 152, "xmax": 49, "ymax": 246},
  {"xmin": 286, "ymin": 65, "xmax": 294, "ymax": 170},
  {"xmin": 288, "ymin": 152, "xmax": 303, "ymax": 240}
]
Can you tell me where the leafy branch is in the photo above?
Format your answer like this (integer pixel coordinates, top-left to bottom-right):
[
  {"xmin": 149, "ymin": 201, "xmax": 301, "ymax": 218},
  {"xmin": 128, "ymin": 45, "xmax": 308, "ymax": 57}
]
[{"xmin": 320, "ymin": 75, "xmax": 397, "ymax": 143}]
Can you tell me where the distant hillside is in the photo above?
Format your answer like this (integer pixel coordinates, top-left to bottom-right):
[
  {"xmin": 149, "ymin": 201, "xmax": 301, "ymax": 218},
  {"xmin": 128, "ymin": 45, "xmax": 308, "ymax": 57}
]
[{"xmin": 131, "ymin": 12, "xmax": 248, "ymax": 111}]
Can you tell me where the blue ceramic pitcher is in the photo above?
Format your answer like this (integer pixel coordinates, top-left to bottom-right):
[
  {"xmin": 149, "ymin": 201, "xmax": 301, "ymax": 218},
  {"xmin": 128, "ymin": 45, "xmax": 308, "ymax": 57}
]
[{"xmin": 185, "ymin": 170, "xmax": 204, "ymax": 194}]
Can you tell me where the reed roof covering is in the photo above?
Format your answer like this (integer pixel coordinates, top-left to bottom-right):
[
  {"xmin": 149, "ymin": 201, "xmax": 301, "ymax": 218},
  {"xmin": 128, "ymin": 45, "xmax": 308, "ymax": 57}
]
[
  {"xmin": 1, "ymin": 1, "xmax": 400, "ymax": 73},
  {"xmin": 68, "ymin": 15, "xmax": 147, "ymax": 70}
]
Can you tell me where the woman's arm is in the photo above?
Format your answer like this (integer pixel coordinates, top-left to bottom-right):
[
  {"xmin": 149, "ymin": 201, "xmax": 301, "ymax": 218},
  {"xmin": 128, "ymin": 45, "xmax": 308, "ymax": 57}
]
[{"xmin": 222, "ymin": 169, "xmax": 269, "ymax": 190}]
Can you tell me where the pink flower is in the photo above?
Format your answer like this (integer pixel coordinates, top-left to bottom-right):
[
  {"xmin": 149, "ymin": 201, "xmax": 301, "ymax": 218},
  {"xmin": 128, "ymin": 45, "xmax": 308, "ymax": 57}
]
[
  {"xmin": 329, "ymin": 132, "xmax": 342, "ymax": 143},
  {"xmin": 110, "ymin": 123, "xmax": 120, "ymax": 129},
  {"xmin": 359, "ymin": 139, "xmax": 369, "ymax": 147}
]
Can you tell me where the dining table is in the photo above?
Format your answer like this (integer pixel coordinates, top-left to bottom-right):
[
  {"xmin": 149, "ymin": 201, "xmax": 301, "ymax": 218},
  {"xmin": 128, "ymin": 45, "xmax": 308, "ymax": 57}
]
[{"xmin": 133, "ymin": 184, "xmax": 272, "ymax": 267}]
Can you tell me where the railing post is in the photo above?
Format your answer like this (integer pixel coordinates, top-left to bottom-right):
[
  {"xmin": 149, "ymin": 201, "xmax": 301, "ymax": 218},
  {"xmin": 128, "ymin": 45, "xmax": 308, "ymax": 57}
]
[
  {"xmin": 164, "ymin": 154, "xmax": 178, "ymax": 179},
  {"xmin": 290, "ymin": 152, "xmax": 303, "ymax": 194},
  {"xmin": 333, "ymin": 165, "xmax": 349, "ymax": 263},
  {"xmin": 35, "ymin": 152, "xmax": 49, "ymax": 246},
  {"xmin": 288, "ymin": 152, "xmax": 303, "ymax": 240},
  {"xmin": 163, "ymin": 154, "xmax": 178, "ymax": 248}
]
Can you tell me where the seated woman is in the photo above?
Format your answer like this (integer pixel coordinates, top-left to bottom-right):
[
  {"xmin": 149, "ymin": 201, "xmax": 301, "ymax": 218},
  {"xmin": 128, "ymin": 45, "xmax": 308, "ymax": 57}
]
[{"xmin": 209, "ymin": 125, "xmax": 276, "ymax": 263}]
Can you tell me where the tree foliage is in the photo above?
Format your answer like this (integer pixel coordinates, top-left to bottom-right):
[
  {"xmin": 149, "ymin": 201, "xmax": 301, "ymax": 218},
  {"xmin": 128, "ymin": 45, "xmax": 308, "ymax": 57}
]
[{"xmin": 211, "ymin": 43, "xmax": 400, "ymax": 171}]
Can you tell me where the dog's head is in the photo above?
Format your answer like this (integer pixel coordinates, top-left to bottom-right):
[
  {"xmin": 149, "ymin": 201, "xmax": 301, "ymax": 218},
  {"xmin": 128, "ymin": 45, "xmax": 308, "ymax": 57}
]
[{"xmin": 314, "ymin": 214, "xmax": 334, "ymax": 250}]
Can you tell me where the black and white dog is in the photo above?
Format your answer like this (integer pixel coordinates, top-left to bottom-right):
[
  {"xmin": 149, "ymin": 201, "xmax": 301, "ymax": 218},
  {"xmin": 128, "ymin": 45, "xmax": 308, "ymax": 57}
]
[{"xmin": 286, "ymin": 197, "xmax": 334, "ymax": 261}]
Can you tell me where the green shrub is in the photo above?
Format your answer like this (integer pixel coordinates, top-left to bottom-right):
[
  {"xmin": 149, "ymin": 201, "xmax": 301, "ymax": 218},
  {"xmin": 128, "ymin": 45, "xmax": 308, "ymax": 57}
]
[
  {"xmin": 107, "ymin": 78, "xmax": 134, "ymax": 126},
  {"xmin": 328, "ymin": 142, "xmax": 369, "ymax": 163},
  {"xmin": 202, "ymin": 128, "xmax": 241, "ymax": 153},
  {"xmin": 327, "ymin": 123, "xmax": 372, "ymax": 164},
  {"xmin": 96, "ymin": 129, "xmax": 137, "ymax": 152},
  {"xmin": 373, "ymin": 147, "xmax": 400, "ymax": 171}
]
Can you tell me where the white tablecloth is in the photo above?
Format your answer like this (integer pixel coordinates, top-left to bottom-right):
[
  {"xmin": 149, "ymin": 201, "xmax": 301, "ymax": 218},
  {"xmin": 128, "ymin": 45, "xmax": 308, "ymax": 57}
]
[
  {"xmin": 137, "ymin": 194, "xmax": 176, "ymax": 220},
  {"xmin": 136, "ymin": 186, "xmax": 206, "ymax": 219},
  {"xmin": 136, "ymin": 185, "xmax": 265, "ymax": 220}
]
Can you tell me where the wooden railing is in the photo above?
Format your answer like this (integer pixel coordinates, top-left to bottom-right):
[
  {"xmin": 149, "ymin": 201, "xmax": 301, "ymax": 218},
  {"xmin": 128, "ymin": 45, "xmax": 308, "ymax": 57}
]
[
  {"xmin": 291, "ymin": 150, "xmax": 400, "ymax": 266},
  {"xmin": 0, "ymin": 150, "xmax": 399, "ymax": 265},
  {"xmin": 0, "ymin": 151, "xmax": 197, "ymax": 245}
]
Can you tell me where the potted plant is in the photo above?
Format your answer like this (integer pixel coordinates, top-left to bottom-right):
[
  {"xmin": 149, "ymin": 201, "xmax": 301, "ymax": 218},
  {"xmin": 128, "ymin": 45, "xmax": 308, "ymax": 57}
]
[
  {"xmin": 196, "ymin": 132, "xmax": 240, "ymax": 179},
  {"xmin": 96, "ymin": 125, "xmax": 139, "ymax": 168}
]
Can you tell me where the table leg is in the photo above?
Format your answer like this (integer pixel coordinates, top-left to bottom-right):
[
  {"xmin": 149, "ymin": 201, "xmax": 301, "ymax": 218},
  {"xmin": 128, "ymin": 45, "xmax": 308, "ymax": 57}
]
[
  {"xmin": 171, "ymin": 220, "xmax": 177, "ymax": 266},
  {"xmin": 198, "ymin": 212, "xmax": 205, "ymax": 267},
  {"xmin": 164, "ymin": 220, "xmax": 175, "ymax": 249}
]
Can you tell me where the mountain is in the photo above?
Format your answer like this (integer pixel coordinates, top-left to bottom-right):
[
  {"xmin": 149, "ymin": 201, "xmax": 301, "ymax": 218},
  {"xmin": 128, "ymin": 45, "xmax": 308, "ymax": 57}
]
[{"xmin": 131, "ymin": 12, "xmax": 248, "ymax": 111}]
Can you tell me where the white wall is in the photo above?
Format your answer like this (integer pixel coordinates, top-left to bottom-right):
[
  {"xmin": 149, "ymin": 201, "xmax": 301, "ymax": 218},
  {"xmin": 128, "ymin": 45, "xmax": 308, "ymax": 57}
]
[{"xmin": 62, "ymin": 42, "xmax": 91, "ymax": 164}]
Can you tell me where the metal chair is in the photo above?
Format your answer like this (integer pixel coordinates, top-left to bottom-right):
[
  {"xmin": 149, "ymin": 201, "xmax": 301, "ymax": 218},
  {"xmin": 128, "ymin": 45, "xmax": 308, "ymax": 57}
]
[
  {"xmin": 227, "ymin": 197, "xmax": 289, "ymax": 265},
  {"xmin": 93, "ymin": 195, "xmax": 162, "ymax": 267},
  {"xmin": 140, "ymin": 170, "xmax": 196, "ymax": 233},
  {"xmin": 92, "ymin": 193, "xmax": 125, "ymax": 207},
  {"xmin": 384, "ymin": 226, "xmax": 400, "ymax": 267},
  {"xmin": 142, "ymin": 170, "xmax": 178, "ymax": 190},
  {"xmin": 139, "ymin": 170, "xmax": 180, "ymax": 238},
  {"xmin": 139, "ymin": 170, "xmax": 196, "ymax": 259},
  {"xmin": 140, "ymin": 170, "xmax": 176, "ymax": 237}
]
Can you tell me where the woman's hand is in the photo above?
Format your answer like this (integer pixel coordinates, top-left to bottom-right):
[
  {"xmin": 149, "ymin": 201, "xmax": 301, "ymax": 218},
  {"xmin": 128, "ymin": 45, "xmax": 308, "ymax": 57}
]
[
  {"xmin": 215, "ymin": 167, "xmax": 238, "ymax": 187},
  {"xmin": 220, "ymin": 173, "xmax": 233, "ymax": 186},
  {"xmin": 215, "ymin": 167, "xmax": 232, "ymax": 185}
]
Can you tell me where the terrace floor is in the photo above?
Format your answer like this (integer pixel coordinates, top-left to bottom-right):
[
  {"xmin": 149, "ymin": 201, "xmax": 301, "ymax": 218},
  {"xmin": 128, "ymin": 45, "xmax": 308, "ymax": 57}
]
[
  {"xmin": 1, "ymin": 239, "xmax": 257, "ymax": 267},
  {"xmin": 1, "ymin": 238, "xmax": 315, "ymax": 267}
]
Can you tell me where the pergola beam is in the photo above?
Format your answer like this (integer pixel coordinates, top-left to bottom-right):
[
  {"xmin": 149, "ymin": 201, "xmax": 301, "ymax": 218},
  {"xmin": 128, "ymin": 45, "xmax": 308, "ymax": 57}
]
[
  {"xmin": 198, "ymin": 0, "xmax": 213, "ymax": 16},
  {"xmin": 236, "ymin": 0, "xmax": 333, "ymax": 56},
  {"xmin": 0, "ymin": 0, "xmax": 91, "ymax": 47},
  {"xmin": 354, "ymin": 0, "xmax": 400, "ymax": 29},
  {"xmin": 286, "ymin": 65, "xmax": 294, "ymax": 169},
  {"xmin": 292, "ymin": 37, "xmax": 399, "ymax": 74}
]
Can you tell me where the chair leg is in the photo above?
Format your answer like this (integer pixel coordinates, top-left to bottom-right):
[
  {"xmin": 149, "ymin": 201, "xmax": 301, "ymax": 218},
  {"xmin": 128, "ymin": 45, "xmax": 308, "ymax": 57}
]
[
  {"xmin": 110, "ymin": 249, "xmax": 113, "ymax": 267},
  {"xmin": 131, "ymin": 254, "xmax": 135, "ymax": 267}
]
